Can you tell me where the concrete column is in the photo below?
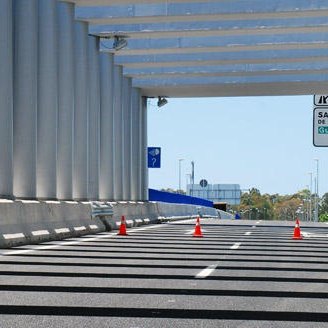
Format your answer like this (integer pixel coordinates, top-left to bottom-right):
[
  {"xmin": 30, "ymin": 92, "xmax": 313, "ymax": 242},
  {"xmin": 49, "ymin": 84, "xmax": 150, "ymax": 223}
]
[
  {"xmin": 57, "ymin": 1, "xmax": 74, "ymax": 200},
  {"xmin": 99, "ymin": 53, "xmax": 114, "ymax": 201},
  {"xmin": 73, "ymin": 21, "xmax": 89, "ymax": 200},
  {"xmin": 122, "ymin": 77, "xmax": 132, "ymax": 200},
  {"xmin": 130, "ymin": 88, "xmax": 141, "ymax": 201},
  {"xmin": 13, "ymin": 0, "xmax": 38, "ymax": 199},
  {"xmin": 88, "ymin": 36, "xmax": 100, "ymax": 200},
  {"xmin": 0, "ymin": 0, "xmax": 13, "ymax": 199},
  {"xmin": 140, "ymin": 97, "xmax": 148, "ymax": 200},
  {"xmin": 113, "ymin": 66, "xmax": 123, "ymax": 200},
  {"xmin": 37, "ymin": 0, "xmax": 58, "ymax": 199}
]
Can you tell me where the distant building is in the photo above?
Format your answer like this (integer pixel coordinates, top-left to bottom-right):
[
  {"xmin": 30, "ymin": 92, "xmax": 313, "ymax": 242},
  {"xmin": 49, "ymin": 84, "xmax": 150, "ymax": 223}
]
[{"xmin": 187, "ymin": 183, "xmax": 241, "ymax": 205}]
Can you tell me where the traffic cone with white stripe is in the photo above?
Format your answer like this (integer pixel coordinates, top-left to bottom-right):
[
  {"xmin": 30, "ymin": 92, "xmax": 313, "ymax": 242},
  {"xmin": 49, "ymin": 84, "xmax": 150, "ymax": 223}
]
[
  {"xmin": 193, "ymin": 217, "xmax": 203, "ymax": 238},
  {"xmin": 118, "ymin": 215, "xmax": 128, "ymax": 236},
  {"xmin": 292, "ymin": 218, "xmax": 302, "ymax": 240}
]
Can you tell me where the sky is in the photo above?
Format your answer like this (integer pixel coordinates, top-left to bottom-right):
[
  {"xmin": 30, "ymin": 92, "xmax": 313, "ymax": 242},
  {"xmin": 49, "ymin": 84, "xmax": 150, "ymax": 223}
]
[{"xmin": 147, "ymin": 95, "xmax": 327, "ymax": 196}]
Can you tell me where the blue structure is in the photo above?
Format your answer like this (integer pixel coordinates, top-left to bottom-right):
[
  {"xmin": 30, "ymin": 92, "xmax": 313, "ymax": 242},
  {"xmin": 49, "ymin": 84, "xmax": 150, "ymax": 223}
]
[{"xmin": 149, "ymin": 189, "xmax": 213, "ymax": 208}]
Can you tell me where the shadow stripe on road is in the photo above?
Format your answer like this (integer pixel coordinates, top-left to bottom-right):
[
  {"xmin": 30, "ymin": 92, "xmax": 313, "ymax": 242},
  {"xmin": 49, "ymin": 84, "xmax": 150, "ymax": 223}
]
[
  {"xmin": 11, "ymin": 252, "xmax": 328, "ymax": 260},
  {"xmin": 18, "ymin": 247, "xmax": 328, "ymax": 256},
  {"xmin": 6, "ymin": 253, "xmax": 328, "ymax": 264},
  {"xmin": 81, "ymin": 239, "xmax": 328, "ymax": 246},
  {"xmin": 1, "ymin": 285, "xmax": 328, "ymax": 299},
  {"xmin": 0, "ymin": 261, "xmax": 328, "ymax": 272},
  {"xmin": 0, "ymin": 305, "xmax": 327, "ymax": 321},
  {"xmin": 0, "ymin": 271, "xmax": 327, "ymax": 283}
]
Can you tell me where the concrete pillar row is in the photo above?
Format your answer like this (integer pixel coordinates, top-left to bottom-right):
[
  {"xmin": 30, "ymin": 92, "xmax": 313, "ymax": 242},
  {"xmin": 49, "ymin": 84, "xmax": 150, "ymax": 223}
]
[
  {"xmin": 141, "ymin": 97, "xmax": 149, "ymax": 201},
  {"xmin": 113, "ymin": 66, "xmax": 124, "ymax": 200},
  {"xmin": 88, "ymin": 36, "xmax": 100, "ymax": 200},
  {"xmin": 130, "ymin": 88, "xmax": 142, "ymax": 201},
  {"xmin": 7, "ymin": 1, "xmax": 148, "ymax": 202},
  {"xmin": 122, "ymin": 77, "xmax": 132, "ymax": 201},
  {"xmin": 99, "ymin": 53, "xmax": 114, "ymax": 201},
  {"xmin": 73, "ymin": 21, "xmax": 89, "ymax": 201},
  {"xmin": 13, "ymin": 0, "xmax": 38, "ymax": 199},
  {"xmin": 37, "ymin": 0, "xmax": 58, "ymax": 199},
  {"xmin": 57, "ymin": 1, "xmax": 74, "ymax": 200},
  {"xmin": 0, "ymin": 0, "xmax": 13, "ymax": 199}
]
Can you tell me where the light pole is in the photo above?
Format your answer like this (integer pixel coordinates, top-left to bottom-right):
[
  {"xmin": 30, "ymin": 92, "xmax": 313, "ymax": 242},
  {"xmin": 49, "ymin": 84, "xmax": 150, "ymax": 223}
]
[
  {"xmin": 314, "ymin": 159, "xmax": 319, "ymax": 222},
  {"xmin": 190, "ymin": 161, "xmax": 195, "ymax": 196},
  {"xmin": 178, "ymin": 159, "xmax": 184, "ymax": 192},
  {"xmin": 309, "ymin": 172, "xmax": 313, "ymax": 221}
]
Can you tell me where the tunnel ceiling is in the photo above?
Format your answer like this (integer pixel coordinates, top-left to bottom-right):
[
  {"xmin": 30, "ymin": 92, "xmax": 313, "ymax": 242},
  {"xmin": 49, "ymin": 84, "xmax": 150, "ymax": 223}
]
[{"xmin": 67, "ymin": 0, "xmax": 328, "ymax": 97}]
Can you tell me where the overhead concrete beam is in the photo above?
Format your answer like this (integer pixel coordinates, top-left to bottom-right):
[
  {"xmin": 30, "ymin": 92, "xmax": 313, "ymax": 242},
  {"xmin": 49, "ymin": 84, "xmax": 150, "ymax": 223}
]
[
  {"xmin": 115, "ymin": 50, "xmax": 328, "ymax": 68},
  {"xmin": 100, "ymin": 32, "xmax": 328, "ymax": 54},
  {"xmin": 124, "ymin": 61, "xmax": 328, "ymax": 77},
  {"xmin": 70, "ymin": 0, "xmax": 328, "ymax": 12},
  {"xmin": 138, "ymin": 81, "xmax": 328, "ymax": 98},
  {"xmin": 78, "ymin": 11, "xmax": 328, "ymax": 26},
  {"xmin": 90, "ymin": 23, "xmax": 328, "ymax": 40}
]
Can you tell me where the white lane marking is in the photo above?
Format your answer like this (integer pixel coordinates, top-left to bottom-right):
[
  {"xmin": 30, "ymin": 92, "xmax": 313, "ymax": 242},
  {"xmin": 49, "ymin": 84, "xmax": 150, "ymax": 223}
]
[
  {"xmin": 184, "ymin": 229, "xmax": 206, "ymax": 235},
  {"xmin": 302, "ymin": 231, "xmax": 328, "ymax": 238},
  {"xmin": 195, "ymin": 264, "xmax": 218, "ymax": 279},
  {"xmin": 184, "ymin": 229, "xmax": 195, "ymax": 235},
  {"xmin": 256, "ymin": 221, "xmax": 261, "ymax": 224},
  {"xmin": 244, "ymin": 232, "xmax": 252, "ymax": 236},
  {"xmin": 55, "ymin": 228, "xmax": 70, "ymax": 234},
  {"xmin": 3, "ymin": 233, "xmax": 25, "ymax": 240},
  {"xmin": 31, "ymin": 230, "xmax": 49, "ymax": 236},
  {"xmin": 89, "ymin": 225, "xmax": 99, "ymax": 230},
  {"xmin": 1, "ymin": 223, "xmax": 163, "ymax": 257},
  {"xmin": 230, "ymin": 242, "xmax": 241, "ymax": 249}
]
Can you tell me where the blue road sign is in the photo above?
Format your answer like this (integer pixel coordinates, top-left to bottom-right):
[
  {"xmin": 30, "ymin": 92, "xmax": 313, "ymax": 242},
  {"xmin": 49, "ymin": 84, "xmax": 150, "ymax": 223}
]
[{"xmin": 148, "ymin": 147, "xmax": 161, "ymax": 168}]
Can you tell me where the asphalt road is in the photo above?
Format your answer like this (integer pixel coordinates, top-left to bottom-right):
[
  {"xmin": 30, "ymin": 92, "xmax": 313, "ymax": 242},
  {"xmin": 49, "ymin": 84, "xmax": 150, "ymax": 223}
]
[{"xmin": 0, "ymin": 218, "xmax": 328, "ymax": 328}]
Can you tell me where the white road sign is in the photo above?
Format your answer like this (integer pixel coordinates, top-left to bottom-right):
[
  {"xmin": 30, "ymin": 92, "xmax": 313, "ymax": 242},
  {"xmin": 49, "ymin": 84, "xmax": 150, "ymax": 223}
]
[
  {"xmin": 314, "ymin": 95, "xmax": 328, "ymax": 106},
  {"xmin": 313, "ymin": 107, "xmax": 328, "ymax": 147}
]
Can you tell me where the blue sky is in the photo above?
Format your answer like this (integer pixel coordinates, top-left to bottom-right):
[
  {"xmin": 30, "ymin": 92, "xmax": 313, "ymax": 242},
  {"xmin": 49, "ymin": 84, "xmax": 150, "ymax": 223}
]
[{"xmin": 147, "ymin": 95, "xmax": 327, "ymax": 196}]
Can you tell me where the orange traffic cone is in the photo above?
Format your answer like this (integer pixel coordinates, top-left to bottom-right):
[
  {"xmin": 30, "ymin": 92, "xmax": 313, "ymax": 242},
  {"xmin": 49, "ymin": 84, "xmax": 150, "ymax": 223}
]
[
  {"xmin": 193, "ymin": 217, "xmax": 203, "ymax": 238},
  {"xmin": 118, "ymin": 215, "xmax": 128, "ymax": 236},
  {"xmin": 292, "ymin": 219, "xmax": 302, "ymax": 240}
]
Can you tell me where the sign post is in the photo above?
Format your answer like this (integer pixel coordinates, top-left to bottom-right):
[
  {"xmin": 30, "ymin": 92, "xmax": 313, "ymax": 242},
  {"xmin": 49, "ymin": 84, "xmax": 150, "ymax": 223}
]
[
  {"xmin": 148, "ymin": 147, "xmax": 161, "ymax": 168},
  {"xmin": 313, "ymin": 95, "xmax": 328, "ymax": 147}
]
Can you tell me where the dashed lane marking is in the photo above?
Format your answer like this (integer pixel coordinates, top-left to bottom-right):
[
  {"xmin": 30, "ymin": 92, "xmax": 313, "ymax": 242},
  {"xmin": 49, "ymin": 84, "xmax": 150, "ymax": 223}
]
[
  {"xmin": 230, "ymin": 242, "xmax": 241, "ymax": 249},
  {"xmin": 244, "ymin": 232, "xmax": 252, "ymax": 236},
  {"xmin": 195, "ymin": 264, "xmax": 218, "ymax": 279}
]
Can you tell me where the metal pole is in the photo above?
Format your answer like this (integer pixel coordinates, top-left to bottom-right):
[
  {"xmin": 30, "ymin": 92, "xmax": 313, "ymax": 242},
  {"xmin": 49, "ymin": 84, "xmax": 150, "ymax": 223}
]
[
  {"xmin": 315, "ymin": 159, "xmax": 319, "ymax": 222},
  {"xmin": 191, "ymin": 161, "xmax": 194, "ymax": 196},
  {"xmin": 309, "ymin": 172, "xmax": 312, "ymax": 221},
  {"xmin": 178, "ymin": 159, "xmax": 184, "ymax": 192}
]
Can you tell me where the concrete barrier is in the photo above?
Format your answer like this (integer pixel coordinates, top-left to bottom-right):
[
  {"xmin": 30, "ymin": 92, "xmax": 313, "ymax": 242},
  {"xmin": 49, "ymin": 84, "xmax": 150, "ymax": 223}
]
[
  {"xmin": 0, "ymin": 200, "xmax": 105, "ymax": 248},
  {"xmin": 0, "ymin": 199, "xmax": 224, "ymax": 248}
]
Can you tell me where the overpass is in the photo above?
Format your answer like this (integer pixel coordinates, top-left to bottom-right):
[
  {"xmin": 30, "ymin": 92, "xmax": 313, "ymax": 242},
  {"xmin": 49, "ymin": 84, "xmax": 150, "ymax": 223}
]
[{"xmin": 0, "ymin": 0, "xmax": 327, "ymax": 243}]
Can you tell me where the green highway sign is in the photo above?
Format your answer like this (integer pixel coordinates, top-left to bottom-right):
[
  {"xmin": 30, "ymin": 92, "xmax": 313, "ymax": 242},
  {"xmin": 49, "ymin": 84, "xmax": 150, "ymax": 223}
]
[{"xmin": 313, "ymin": 103, "xmax": 328, "ymax": 147}]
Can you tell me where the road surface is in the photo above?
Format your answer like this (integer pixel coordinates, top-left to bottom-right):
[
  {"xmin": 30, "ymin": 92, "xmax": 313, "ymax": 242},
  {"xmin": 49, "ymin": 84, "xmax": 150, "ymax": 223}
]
[{"xmin": 0, "ymin": 218, "xmax": 327, "ymax": 327}]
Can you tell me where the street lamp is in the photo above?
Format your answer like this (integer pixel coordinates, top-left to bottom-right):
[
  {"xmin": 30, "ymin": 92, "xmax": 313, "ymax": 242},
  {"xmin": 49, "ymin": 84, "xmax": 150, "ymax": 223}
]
[
  {"xmin": 178, "ymin": 159, "xmax": 184, "ymax": 192},
  {"xmin": 308, "ymin": 172, "xmax": 313, "ymax": 221}
]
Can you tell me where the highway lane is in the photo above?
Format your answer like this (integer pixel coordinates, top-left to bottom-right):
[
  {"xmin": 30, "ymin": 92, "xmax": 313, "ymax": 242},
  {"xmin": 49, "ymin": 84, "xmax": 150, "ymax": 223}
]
[{"xmin": 0, "ymin": 219, "xmax": 327, "ymax": 327}]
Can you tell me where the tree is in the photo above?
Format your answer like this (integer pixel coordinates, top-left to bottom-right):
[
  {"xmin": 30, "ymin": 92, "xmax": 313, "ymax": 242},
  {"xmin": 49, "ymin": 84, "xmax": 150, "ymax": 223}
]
[
  {"xmin": 319, "ymin": 192, "xmax": 328, "ymax": 216},
  {"xmin": 319, "ymin": 213, "xmax": 328, "ymax": 222}
]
